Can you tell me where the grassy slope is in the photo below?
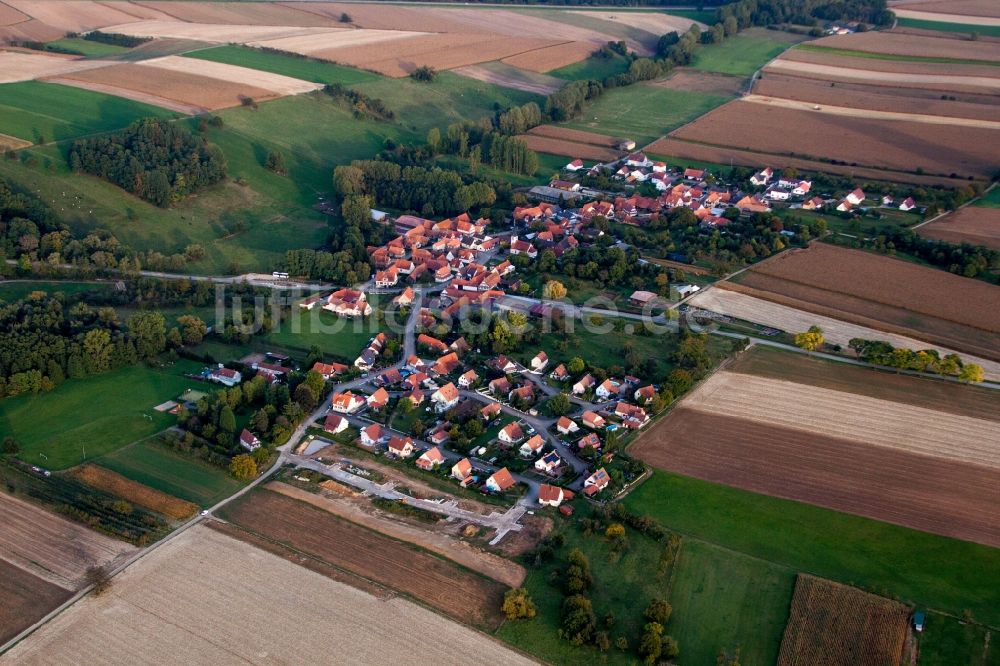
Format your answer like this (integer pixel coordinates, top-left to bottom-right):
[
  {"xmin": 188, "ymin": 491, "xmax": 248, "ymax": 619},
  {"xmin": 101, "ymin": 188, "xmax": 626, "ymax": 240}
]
[
  {"xmin": 0, "ymin": 81, "xmax": 177, "ymax": 144},
  {"xmin": 897, "ymin": 17, "xmax": 1000, "ymax": 39},
  {"xmin": 0, "ymin": 359, "xmax": 211, "ymax": 470},
  {"xmin": 560, "ymin": 84, "xmax": 729, "ymax": 145},
  {"xmin": 183, "ymin": 45, "xmax": 381, "ymax": 85},
  {"xmin": 549, "ymin": 54, "xmax": 631, "ymax": 82},
  {"xmin": 97, "ymin": 436, "xmax": 243, "ymax": 507},
  {"xmin": 625, "ymin": 472, "xmax": 1000, "ymax": 626},
  {"xmin": 691, "ymin": 31, "xmax": 800, "ymax": 76},
  {"xmin": 44, "ymin": 37, "xmax": 128, "ymax": 58}
]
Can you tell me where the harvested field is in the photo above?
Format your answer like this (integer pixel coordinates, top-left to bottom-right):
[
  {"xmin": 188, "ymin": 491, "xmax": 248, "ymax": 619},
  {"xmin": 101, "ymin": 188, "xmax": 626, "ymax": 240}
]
[
  {"xmin": 0, "ymin": 18, "xmax": 63, "ymax": 43},
  {"xmin": 743, "ymin": 94, "xmax": 1000, "ymax": 130},
  {"xmin": 765, "ymin": 59, "xmax": 1000, "ymax": 95},
  {"xmin": 682, "ymin": 371, "xmax": 1000, "ymax": 469},
  {"xmin": 753, "ymin": 73, "xmax": 1000, "ymax": 122},
  {"xmin": 70, "ymin": 464, "xmax": 197, "ymax": 521},
  {"xmin": 3, "ymin": 0, "xmax": 148, "ymax": 32},
  {"xmin": 4, "ymin": 524, "xmax": 536, "ymax": 666},
  {"xmin": 528, "ymin": 124, "xmax": 621, "ymax": 146},
  {"xmin": 0, "ymin": 2, "xmax": 29, "ymax": 25},
  {"xmin": 453, "ymin": 62, "xmax": 562, "ymax": 95},
  {"xmin": 652, "ymin": 68, "xmax": 745, "ymax": 95},
  {"xmin": 248, "ymin": 27, "xmax": 423, "ymax": 55},
  {"xmin": 689, "ymin": 287, "xmax": 1000, "ymax": 380},
  {"xmin": 439, "ymin": 8, "xmax": 615, "ymax": 49},
  {"xmin": 0, "ymin": 559, "xmax": 72, "ymax": 646},
  {"xmin": 894, "ymin": 8, "xmax": 1000, "ymax": 25},
  {"xmin": 780, "ymin": 46, "xmax": 1000, "ymax": 79},
  {"xmin": 566, "ymin": 10, "xmax": 702, "ymax": 35},
  {"xmin": 501, "ymin": 40, "xmax": 596, "ymax": 73},
  {"xmin": 633, "ymin": 407, "xmax": 1000, "ymax": 548},
  {"xmin": 778, "ymin": 575, "xmax": 910, "ymax": 666},
  {"xmin": 644, "ymin": 136, "xmax": 971, "ymax": 187},
  {"xmin": 218, "ymin": 489, "xmax": 508, "ymax": 630},
  {"xmin": 670, "ymin": 99, "xmax": 1000, "ymax": 179},
  {"xmin": 518, "ymin": 133, "xmax": 622, "ymax": 161},
  {"xmin": 0, "ymin": 51, "xmax": 109, "ymax": 84},
  {"xmin": 0, "ymin": 492, "xmax": 136, "ymax": 589},
  {"xmin": 811, "ymin": 31, "xmax": 1000, "ymax": 61},
  {"xmin": 268, "ymin": 481, "xmax": 526, "ymax": 588},
  {"xmin": 102, "ymin": 19, "xmax": 346, "ymax": 44},
  {"xmin": 918, "ymin": 205, "xmax": 1000, "ymax": 250},
  {"xmin": 51, "ymin": 62, "xmax": 282, "ymax": 112},
  {"xmin": 0, "ymin": 131, "xmax": 30, "ymax": 149},
  {"xmin": 130, "ymin": 0, "xmax": 338, "ymax": 26},
  {"xmin": 895, "ymin": 0, "xmax": 1000, "ymax": 19},
  {"xmin": 137, "ymin": 55, "xmax": 322, "ymax": 95},
  {"xmin": 281, "ymin": 1, "xmax": 476, "ymax": 33}
]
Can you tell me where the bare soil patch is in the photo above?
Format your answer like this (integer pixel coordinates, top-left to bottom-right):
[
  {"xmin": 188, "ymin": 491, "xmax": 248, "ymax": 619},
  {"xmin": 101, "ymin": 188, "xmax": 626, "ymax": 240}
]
[
  {"xmin": 0, "ymin": 559, "xmax": 71, "ymax": 646},
  {"xmin": 4, "ymin": 0, "xmax": 146, "ymax": 32},
  {"xmin": 0, "ymin": 492, "xmax": 136, "ymax": 589},
  {"xmin": 529, "ymin": 124, "xmax": 622, "ymax": 147},
  {"xmin": 218, "ymin": 488, "xmax": 508, "ymax": 630},
  {"xmin": 439, "ymin": 8, "xmax": 613, "ymax": 48},
  {"xmin": 268, "ymin": 481, "xmax": 526, "ymax": 587},
  {"xmin": 70, "ymin": 464, "xmax": 197, "ymax": 521},
  {"xmin": 671, "ymin": 99, "xmax": 1000, "ymax": 179},
  {"xmin": 645, "ymin": 136, "xmax": 965, "ymax": 187},
  {"xmin": 501, "ymin": 40, "xmax": 596, "ymax": 73},
  {"xmin": 4, "ymin": 524, "xmax": 535, "ymax": 665},
  {"xmin": 896, "ymin": 0, "xmax": 1000, "ymax": 18},
  {"xmin": 653, "ymin": 67, "xmax": 746, "ymax": 95},
  {"xmin": 519, "ymin": 133, "xmax": 622, "ymax": 161},
  {"xmin": 130, "ymin": 0, "xmax": 339, "ymax": 26},
  {"xmin": 0, "ymin": 18, "xmax": 63, "ymax": 42},
  {"xmin": 103, "ymin": 19, "xmax": 345, "ymax": 44},
  {"xmin": 779, "ymin": 575, "xmax": 910, "ymax": 666},
  {"xmin": 0, "ymin": 51, "xmax": 108, "ymax": 84},
  {"xmin": 138, "ymin": 55, "xmax": 322, "ymax": 95},
  {"xmin": 765, "ymin": 59, "xmax": 1000, "ymax": 95},
  {"xmin": 0, "ymin": 2, "xmax": 30, "ymax": 25},
  {"xmin": 754, "ymin": 73, "xmax": 1000, "ymax": 121},
  {"xmin": 811, "ymin": 30, "xmax": 1000, "ymax": 61},
  {"xmin": 917, "ymin": 205, "xmax": 1000, "ymax": 251},
  {"xmin": 44, "ymin": 74, "xmax": 203, "ymax": 113},
  {"xmin": 281, "ymin": 1, "xmax": 476, "ymax": 33},
  {"xmin": 0, "ymin": 132, "xmax": 31, "ymax": 150},
  {"xmin": 248, "ymin": 26, "xmax": 421, "ymax": 55},
  {"xmin": 52, "ymin": 62, "xmax": 281, "ymax": 111},
  {"xmin": 776, "ymin": 48, "xmax": 1000, "ymax": 80},
  {"xmin": 633, "ymin": 407, "xmax": 1000, "ymax": 548},
  {"xmin": 493, "ymin": 513, "xmax": 553, "ymax": 558}
]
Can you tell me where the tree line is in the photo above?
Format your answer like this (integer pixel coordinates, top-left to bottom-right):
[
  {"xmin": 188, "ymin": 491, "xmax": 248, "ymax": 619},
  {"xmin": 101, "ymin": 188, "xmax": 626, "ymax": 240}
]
[
  {"xmin": 832, "ymin": 231, "xmax": 999, "ymax": 282},
  {"xmin": 849, "ymin": 338, "xmax": 985, "ymax": 382},
  {"xmin": 68, "ymin": 30, "xmax": 152, "ymax": 47},
  {"xmin": 322, "ymin": 84, "xmax": 394, "ymax": 121},
  {"xmin": 69, "ymin": 119, "xmax": 226, "ymax": 207}
]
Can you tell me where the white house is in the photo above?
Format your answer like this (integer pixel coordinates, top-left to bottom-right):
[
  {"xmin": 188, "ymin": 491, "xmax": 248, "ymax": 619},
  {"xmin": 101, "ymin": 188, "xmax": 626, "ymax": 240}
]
[
  {"xmin": 899, "ymin": 197, "xmax": 916, "ymax": 212},
  {"xmin": 595, "ymin": 379, "xmax": 622, "ymax": 400},
  {"xmin": 583, "ymin": 468, "xmax": 611, "ymax": 497},
  {"xmin": 239, "ymin": 429, "xmax": 261, "ymax": 452},
  {"xmin": 519, "ymin": 434, "xmax": 545, "ymax": 458},
  {"xmin": 535, "ymin": 451, "xmax": 562, "ymax": 475},
  {"xmin": 846, "ymin": 188, "xmax": 865, "ymax": 205},
  {"xmin": 431, "ymin": 382, "xmax": 460, "ymax": 412},
  {"xmin": 538, "ymin": 483, "xmax": 568, "ymax": 507},
  {"xmin": 485, "ymin": 467, "xmax": 516, "ymax": 493},
  {"xmin": 530, "ymin": 351, "xmax": 549, "ymax": 372},
  {"xmin": 331, "ymin": 391, "xmax": 365, "ymax": 414},
  {"xmin": 499, "ymin": 422, "xmax": 525, "ymax": 445},
  {"xmin": 565, "ymin": 158, "xmax": 584, "ymax": 172},
  {"xmin": 457, "ymin": 369, "xmax": 478, "ymax": 388},
  {"xmin": 572, "ymin": 374, "xmax": 595, "ymax": 396},
  {"xmin": 556, "ymin": 416, "xmax": 579, "ymax": 435},
  {"xmin": 387, "ymin": 436, "xmax": 415, "ymax": 459},
  {"xmin": 323, "ymin": 414, "xmax": 349, "ymax": 435},
  {"xmin": 750, "ymin": 168, "xmax": 773, "ymax": 186},
  {"xmin": 209, "ymin": 366, "xmax": 242, "ymax": 387},
  {"xmin": 768, "ymin": 189, "xmax": 790, "ymax": 201},
  {"xmin": 360, "ymin": 423, "xmax": 386, "ymax": 447}
]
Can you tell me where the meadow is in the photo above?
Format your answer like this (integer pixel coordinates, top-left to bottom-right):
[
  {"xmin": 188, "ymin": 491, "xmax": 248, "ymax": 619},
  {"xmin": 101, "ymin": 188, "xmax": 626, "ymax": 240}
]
[
  {"xmin": 43, "ymin": 37, "xmax": 129, "ymax": 58},
  {"xmin": 897, "ymin": 17, "xmax": 1000, "ymax": 39},
  {"xmin": 549, "ymin": 54, "xmax": 631, "ymax": 82},
  {"xmin": 184, "ymin": 45, "xmax": 381, "ymax": 86},
  {"xmin": 96, "ymin": 435, "xmax": 244, "ymax": 507},
  {"xmin": 690, "ymin": 30, "xmax": 802, "ymax": 76},
  {"xmin": 262, "ymin": 307, "xmax": 384, "ymax": 362},
  {"xmin": 0, "ymin": 359, "xmax": 210, "ymax": 470},
  {"xmin": 0, "ymin": 81, "xmax": 177, "ymax": 144}
]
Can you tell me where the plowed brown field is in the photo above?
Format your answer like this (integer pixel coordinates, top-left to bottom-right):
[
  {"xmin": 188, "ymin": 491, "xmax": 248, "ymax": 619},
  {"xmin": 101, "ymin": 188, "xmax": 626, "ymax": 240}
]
[
  {"xmin": 0, "ymin": 559, "xmax": 71, "ymax": 645},
  {"xmin": 764, "ymin": 59, "xmax": 1000, "ymax": 95},
  {"xmin": 0, "ymin": 132, "xmax": 31, "ymax": 150},
  {"xmin": 218, "ymin": 489, "xmax": 507, "ymax": 629},
  {"xmin": 779, "ymin": 48, "xmax": 1000, "ymax": 79},
  {"xmin": 71, "ymin": 464, "xmax": 197, "ymax": 521},
  {"xmin": 811, "ymin": 31, "xmax": 1000, "ymax": 61},
  {"xmin": 0, "ymin": 51, "xmax": 108, "ymax": 84},
  {"xmin": 917, "ymin": 206, "xmax": 1000, "ymax": 250},
  {"xmin": 670, "ymin": 99, "xmax": 1000, "ymax": 179},
  {"xmin": 519, "ymin": 134, "xmax": 622, "ymax": 161},
  {"xmin": 501, "ymin": 40, "xmax": 597, "ymax": 73},
  {"xmin": 3, "ymin": 0, "xmax": 147, "ymax": 32},
  {"xmin": 131, "ymin": 0, "xmax": 337, "ymax": 26},
  {"xmin": 896, "ymin": 0, "xmax": 1000, "ymax": 18},
  {"xmin": 0, "ymin": 2, "xmax": 30, "ymax": 25},
  {"xmin": 529, "ymin": 124, "xmax": 621, "ymax": 146},
  {"xmin": 779, "ymin": 575, "xmax": 910, "ymax": 666}
]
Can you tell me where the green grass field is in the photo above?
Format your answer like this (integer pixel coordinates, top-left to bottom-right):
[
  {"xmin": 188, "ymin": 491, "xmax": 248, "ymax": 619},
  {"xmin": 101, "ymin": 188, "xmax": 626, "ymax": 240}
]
[
  {"xmin": 917, "ymin": 612, "xmax": 1000, "ymax": 666},
  {"xmin": 0, "ymin": 280, "xmax": 113, "ymax": 302},
  {"xmin": 625, "ymin": 472, "xmax": 1000, "ymax": 627},
  {"xmin": 691, "ymin": 30, "xmax": 801, "ymax": 76},
  {"xmin": 975, "ymin": 187, "xmax": 1000, "ymax": 208},
  {"xmin": 560, "ymin": 84, "xmax": 730, "ymax": 145},
  {"xmin": 184, "ymin": 45, "xmax": 381, "ymax": 85},
  {"xmin": 0, "ymin": 81, "xmax": 177, "ymax": 144},
  {"xmin": 897, "ymin": 17, "xmax": 1000, "ymax": 39},
  {"xmin": 549, "ymin": 54, "xmax": 631, "ymax": 82},
  {"xmin": 0, "ymin": 359, "xmax": 211, "ymax": 470},
  {"xmin": 262, "ymin": 307, "xmax": 383, "ymax": 362},
  {"xmin": 96, "ymin": 435, "xmax": 244, "ymax": 507},
  {"xmin": 668, "ymin": 540, "xmax": 794, "ymax": 665},
  {"xmin": 794, "ymin": 43, "xmax": 1000, "ymax": 66},
  {"xmin": 44, "ymin": 37, "xmax": 129, "ymax": 58}
]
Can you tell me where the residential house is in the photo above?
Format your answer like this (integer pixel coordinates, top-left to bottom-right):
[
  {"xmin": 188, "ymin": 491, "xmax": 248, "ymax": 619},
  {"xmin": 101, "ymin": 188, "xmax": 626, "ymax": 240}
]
[
  {"xmin": 899, "ymin": 197, "xmax": 916, "ymax": 212},
  {"xmin": 254, "ymin": 362, "xmax": 286, "ymax": 383},
  {"xmin": 480, "ymin": 402, "xmax": 502, "ymax": 422},
  {"xmin": 539, "ymin": 484, "xmax": 569, "ymax": 507},
  {"xmin": 509, "ymin": 385, "xmax": 535, "ymax": 406},
  {"xmin": 374, "ymin": 268, "xmax": 398, "ymax": 288},
  {"xmin": 530, "ymin": 351, "xmax": 549, "ymax": 372},
  {"xmin": 324, "ymin": 288, "xmax": 372, "ymax": 317},
  {"xmin": 331, "ymin": 391, "xmax": 366, "ymax": 414},
  {"xmin": 431, "ymin": 382, "xmax": 460, "ymax": 412},
  {"xmin": 417, "ymin": 334, "xmax": 449, "ymax": 354},
  {"xmin": 626, "ymin": 152, "xmax": 651, "ymax": 168},
  {"xmin": 630, "ymin": 290, "xmax": 657, "ymax": 307},
  {"xmin": 556, "ymin": 416, "xmax": 579, "ymax": 435},
  {"xmin": 565, "ymin": 158, "xmax": 584, "ymax": 172},
  {"xmin": 311, "ymin": 362, "xmax": 347, "ymax": 380},
  {"xmin": 572, "ymin": 374, "xmax": 595, "ymax": 396},
  {"xmin": 802, "ymin": 197, "xmax": 825, "ymax": 211},
  {"xmin": 509, "ymin": 237, "xmax": 538, "ymax": 259},
  {"xmin": 750, "ymin": 167, "xmax": 773, "ymax": 186},
  {"xmin": 323, "ymin": 414, "xmax": 348, "ymax": 435},
  {"xmin": 431, "ymin": 352, "xmax": 461, "ymax": 376},
  {"xmin": 393, "ymin": 286, "xmax": 415, "ymax": 306},
  {"xmin": 209, "ymin": 366, "xmax": 241, "ymax": 387},
  {"xmin": 239, "ymin": 429, "xmax": 261, "ymax": 452},
  {"xmin": 360, "ymin": 423, "xmax": 386, "ymax": 447},
  {"xmin": 634, "ymin": 385, "xmax": 657, "ymax": 404},
  {"xmin": 416, "ymin": 446, "xmax": 445, "ymax": 471},
  {"xmin": 577, "ymin": 432, "xmax": 601, "ymax": 451},
  {"xmin": 492, "ymin": 356, "xmax": 518, "ymax": 373},
  {"xmin": 583, "ymin": 468, "xmax": 611, "ymax": 497},
  {"xmin": 846, "ymin": 188, "xmax": 865, "ymax": 205},
  {"xmin": 405, "ymin": 388, "xmax": 424, "ymax": 407},
  {"xmin": 489, "ymin": 377, "xmax": 512, "ymax": 397},
  {"xmin": 458, "ymin": 369, "xmax": 478, "ymax": 388},
  {"xmin": 595, "ymin": 379, "xmax": 622, "ymax": 400},
  {"xmin": 836, "ymin": 200, "xmax": 853, "ymax": 213},
  {"xmin": 367, "ymin": 387, "xmax": 390, "ymax": 410},
  {"xmin": 615, "ymin": 402, "xmax": 649, "ymax": 428},
  {"xmin": 485, "ymin": 467, "xmax": 516, "ymax": 493},
  {"xmin": 451, "ymin": 457, "xmax": 473, "ymax": 481},
  {"xmin": 684, "ymin": 168, "xmax": 705, "ymax": 182},
  {"xmin": 519, "ymin": 434, "xmax": 545, "ymax": 458},
  {"xmin": 535, "ymin": 451, "xmax": 563, "ymax": 476},
  {"xmin": 429, "ymin": 425, "xmax": 451, "ymax": 446},
  {"xmin": 499, "ymin": 422, "xmax": 525, "ymax": 445},
  {"xmin": 550, "ymin": 364, "xmax": 569, "ymax": 381},
  {"xmin": 582, "ymin": 411, "xmax": 606, "ymax": 429},
  {"xmin": 387, "ymin": 436, "xmax": 415, "ymax": 459}
]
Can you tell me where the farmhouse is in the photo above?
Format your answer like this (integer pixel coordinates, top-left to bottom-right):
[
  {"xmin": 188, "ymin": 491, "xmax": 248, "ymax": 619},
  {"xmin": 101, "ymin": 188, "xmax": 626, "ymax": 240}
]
[
  {"xmin": 565, "ymin": 158, "xmax": 584, "ymax": 172},
  {"xmin": 387, "ymin": 436, "xmax": 415, "ymax": 459},
  {"xmin": 209, "ymin": 366, "xmax": 242, "ymax": 387},
  {"xmin": 416, "ymin": 446, "xmax": 445, "ymax": 471},
  {"xmin": 254, "ymin": 362, "xmax": 286, "ymax": 383},
  {"xmin": 360, "ymin": 423, "xmax": 386, "ymax": 447},
  {"xmin": 431, "ymin": 383, "xmax": 460, "ymax": 412},
  {"xmin": 535, "ymin": 451, "xmax": 563, "ymax": 476},
  {"xmin": 583, "ymin": 468, "xmax": 611, "ymax": 497},
  {"xmin": 846, "ymin": 188, "xmax": 865, "ymax": 205},
  {"xmin": 899, "ymin": 197, "xmax": 916, "ymax": 212},
  {"xmin": 519, "ymin": 434, "xmax": 545, "ymax": 458},
  {"xmin": 557, "ymin": 416, "xmax": 579, "ymax": 435},
  {"xmin": 451, "ymin": 457, "xmax": 473, "ymax": 481},
  {"xmin": 239, "ymin": 429, "xmax": 261, "ymax": 452},
  {"xmin": 499, "ymin": 422, "xmax": 525, "ymax": 445},
  {"xmin": 324, "ymin": 288, "xmax": 372, "ymax": 317},
  {"xmin": 539, "ymin": 484, "xmax": 570, "ymax": 507},
  {"xmin": 486, "ymin": 467, "xmax": 516, "ymax": 493},
  {"xmin": 323, "ymin": 414, "xmax": 349, "ymax": 435},
  {"xmin": 331, "ymin": 391, "xmax": 365, "ymax": 414}
]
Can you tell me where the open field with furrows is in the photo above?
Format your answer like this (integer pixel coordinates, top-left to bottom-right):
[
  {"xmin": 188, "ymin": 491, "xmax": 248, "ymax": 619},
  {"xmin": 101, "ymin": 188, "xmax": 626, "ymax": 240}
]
[
  {"xmin": 0, "ymin": 50, "xmax": 110, "ymax": 84},
  {"xmin": 518, "ymin": 134, "xmax": 622, "ymax": 161},
  {"xmin": 268, "ymin": 481, "xmax": 526, "ymax": 588},
  {"xmin": 778, "ymin": 575, "xmax": 910, "ymax": 666},
  {"xmin": 917, "ymin": 205, "xmax": 1000, "ymax": 250},
  {"xmin": 0, "ymin": 559, "xmax": 72, "ymax": 645},
  {"xmin": 501, "ymin": 40, "xmax": 602, "ymax": 73},
  {"xmin": 453, "ymin": 62, "xmax": 563, "ymax": 95},
  {"xmin": 49, "ymin": 62, "xmax": 288, "ymax": 112},
  {"xmin": 653, "ymin": 68, "xmax": 746, "ymax": 95},
  {"xmin": 0, "ymin": 2, "xmax": 30, "ymax": 24},
  {"xmin": 528, "ymin": 124, "xmax": 623, "ymax": 146},
  {"xmin": 895, "ymin": 8, "xmax": 1000, "ymax": 26},
  {"xmin": 131, "ymin": 0, "xmax": 341, "ymax": 26},
  {"xmin": 218, "ymin": 489, "xmax": 508, "ymax": 630},
  {"xmin": 0, "ymin": 492, "xmax": 136, "ymax": 589},
  {"xmin": 753, "ymin": 73, "xmax": 1000, "ymax": 122},
  {"xmin": 736, "ymin": 243, "xmax": 1000, "ymax": 359},
  {"xmin": 69, "ymin": 464, "xmax": 197, "ymax": 521},
  {"xmin": 681, "ymin": 371, "xmax": 1000, "ymax": 469},
  {"xmin": 3, "ymin": 524, "xmax": 536, "ymax": 665},
  {"xmin": 3, "ymin": 0, "xmax": 164, "ymax": 33},
  {"xmin": 778, "ymin": 47, "xmax": 1000, "ymax": 78},
  {"xmin": 101, "ymin": 19, "xmax": 349, "ymax": 43},
  {"xmin": 669, "ymin": 99, "xmax": 1000, "ymax": 179},
  {"xmin": 764, "ymin": 59, "xmax": 1000, "ymax": 96},
  {"xmin": 689, "ymin": 288, "xmax": 1000, "ymax": 380},
  {"xmin": 812, "ymin": 30, "xmax": 1000, "ymax": 61}
]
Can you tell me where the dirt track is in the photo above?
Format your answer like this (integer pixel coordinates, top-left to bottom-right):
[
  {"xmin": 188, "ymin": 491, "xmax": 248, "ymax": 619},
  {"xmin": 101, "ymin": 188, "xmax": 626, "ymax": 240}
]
[
  {"xmin": 3, "ymin": 524, "xmax": 535, "ymax": 665},
  {"xmin": 743, "ymin": 94, "xmax": 1000, "ymax": 129}
]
